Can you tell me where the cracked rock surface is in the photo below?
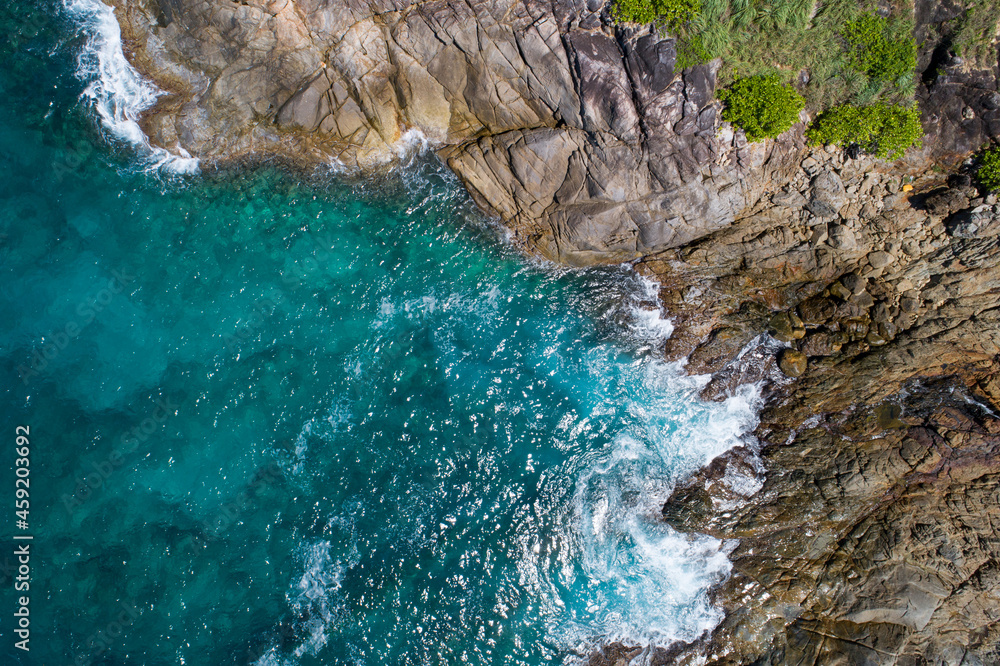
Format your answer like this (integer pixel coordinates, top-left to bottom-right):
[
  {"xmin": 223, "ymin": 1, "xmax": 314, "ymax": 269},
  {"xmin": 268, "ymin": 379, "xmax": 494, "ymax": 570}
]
[{"xmin": 114, "ymin": 0, "xmax": 811, "ymax": 264}]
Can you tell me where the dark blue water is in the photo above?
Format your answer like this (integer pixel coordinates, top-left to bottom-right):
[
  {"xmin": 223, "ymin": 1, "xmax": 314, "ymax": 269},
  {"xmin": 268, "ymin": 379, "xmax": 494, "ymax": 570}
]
[{"xmin": 0, "ymin": 2, "xmax": 760, "ymax": 664}]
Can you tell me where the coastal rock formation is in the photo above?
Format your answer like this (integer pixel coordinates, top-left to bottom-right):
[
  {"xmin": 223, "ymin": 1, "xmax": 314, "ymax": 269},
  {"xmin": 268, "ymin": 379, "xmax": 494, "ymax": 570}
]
[
  {"xmin": 113, "ymin": 0, "xmax": 1000, "ymax": 265},
  {"xmin": 651, "ymin": 158, "xmax": 1000, "ymax": 663},
  {"xmin": 114, "ymin": 0, "xmax": 809, "ymax": 264},
  {"xmin": 663, "ymin": 371, "xmax": 1000, "ymax": 665}
]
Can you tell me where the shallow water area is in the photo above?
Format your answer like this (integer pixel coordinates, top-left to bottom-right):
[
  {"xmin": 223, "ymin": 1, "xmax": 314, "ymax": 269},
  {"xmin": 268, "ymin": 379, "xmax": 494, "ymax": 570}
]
[{"xmin": 0, "ymin": 3, "xmax": 761, "ymax": 665}]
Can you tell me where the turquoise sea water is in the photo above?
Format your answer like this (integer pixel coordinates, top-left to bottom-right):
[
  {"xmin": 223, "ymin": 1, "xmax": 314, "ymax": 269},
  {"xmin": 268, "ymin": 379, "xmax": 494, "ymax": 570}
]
[{"xmin": 0, "ymin": 2, "xmax": 760, "ymax": 664}]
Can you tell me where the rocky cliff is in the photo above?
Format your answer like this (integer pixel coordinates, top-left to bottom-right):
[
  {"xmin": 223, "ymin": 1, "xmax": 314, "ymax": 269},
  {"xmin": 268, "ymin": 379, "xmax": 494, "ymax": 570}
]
[
  {"xmin": 110, "ymin": 0, "xmax": 1000, "ymax": 662},
  {"xmin": 653, "ymin": 160, "xmax": 1000, "ymax": 665},
  {"xmin": 114, "ymin": 0, "xmax": 816, "ymax": 264}
]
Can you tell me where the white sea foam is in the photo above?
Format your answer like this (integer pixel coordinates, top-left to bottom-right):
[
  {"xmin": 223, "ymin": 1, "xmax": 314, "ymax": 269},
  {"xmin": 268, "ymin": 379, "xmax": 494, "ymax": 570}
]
[
  {"xmin": 64, "ymin": 0, "xmax": 199, "ymax": 173},
  {"xmin": 289, "ymin": 541, "xmax": 343, "ymax": 657},
  {"xmin": 283, "ymin": 399, "xmax": 353, "ymax": 476},
  {"xmin": 557, "ymin": 364, "xmax": 761, "ymax": 655},
  {"xmin": 254, "ymin": 540, "xmax": 348, "ymax": 666},
  {"xmin": 626, "ymin": 275, "xmax": 675, "ymax": 344},
  {"xmin": 393, "ymin": 127, "xmax": 432, "ymax": 163}
]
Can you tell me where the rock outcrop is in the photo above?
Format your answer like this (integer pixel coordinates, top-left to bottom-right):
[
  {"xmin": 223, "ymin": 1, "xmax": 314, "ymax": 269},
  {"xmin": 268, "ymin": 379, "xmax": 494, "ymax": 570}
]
[
  {"xmin": 649, "ymin": 158, "xmax": 1000, "ymax": 663},
  {"xmin": 113, "ymin": 0, "xmax": 812, "ymax": 265},
  {"xmin": 113, "ymin": 0, "xmax": 1000, "ymax": 265}
]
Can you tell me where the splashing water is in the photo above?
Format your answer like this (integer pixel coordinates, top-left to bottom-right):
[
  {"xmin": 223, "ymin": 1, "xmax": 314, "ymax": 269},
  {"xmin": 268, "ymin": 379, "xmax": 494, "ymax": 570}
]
[{"xmin": 65, "ymin": 0, "xmax": 200, "ymax": 172}]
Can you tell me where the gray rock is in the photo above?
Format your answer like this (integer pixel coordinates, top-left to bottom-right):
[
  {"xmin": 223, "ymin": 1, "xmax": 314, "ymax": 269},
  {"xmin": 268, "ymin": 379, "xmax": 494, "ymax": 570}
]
[
  {"xmin": 867, "ymin": 251, "xmax": 894, "ymax": 269},
  {"xmin": 947, "ymin": 206, "xmax": 1000, "ymax": 238},
  {"xmin": 773, "ymin": 188, "xmax": 808, "ymax": 209},
  {"xmin": 808, "ymin": 172, "xmax": 847, "ymax": 218},
  {"xmin": 829, "ymin": 224, "xmax": 857, "ymax": 250},
  {"xmin": 852, "ymin": 291, "xmax": 875, "ymax": 309},
  {"xmin": 899, "ymin": 296, "xmax": 920, "ymax": 313},
  {"xmin": 841, "ymin": 272, "xmax": 866, "ymax": 295}
]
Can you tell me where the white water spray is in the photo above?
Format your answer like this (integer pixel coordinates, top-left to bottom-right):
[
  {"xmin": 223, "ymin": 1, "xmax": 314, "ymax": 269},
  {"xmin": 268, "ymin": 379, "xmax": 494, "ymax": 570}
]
[{"xmin": 65, "ymin": 0, "xmax": 199, "ymax": 173}]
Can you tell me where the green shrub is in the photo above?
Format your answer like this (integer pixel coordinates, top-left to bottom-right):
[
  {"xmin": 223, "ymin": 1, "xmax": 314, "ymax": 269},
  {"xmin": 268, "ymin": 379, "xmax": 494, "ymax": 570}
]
[
  {"xmin": 719, "ymin": 75, "xmax": 805, "ymax": 141},
  {"xmin": 806, "ymin": 102, "xmax": 922, "ymax": 159},
  {"xmin": 976, "ymin": 147, "xmax": 1000, "ymax": 191},
  {"xmin": 676, "ymin": 32, "xmax": 711, "ymax": 70},
  {"xmin": 842, "ymin": 13, "xmax": 917, "ymax": 81},
  {"xmin": 613, "ymin": 0, "xmax": 700, "ymax": 25}
]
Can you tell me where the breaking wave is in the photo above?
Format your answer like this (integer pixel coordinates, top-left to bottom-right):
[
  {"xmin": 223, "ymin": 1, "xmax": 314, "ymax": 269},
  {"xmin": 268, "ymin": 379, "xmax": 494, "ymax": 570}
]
[{"xmin": 65, "ymin": 0, "xmax": 199, "ymax": 173}]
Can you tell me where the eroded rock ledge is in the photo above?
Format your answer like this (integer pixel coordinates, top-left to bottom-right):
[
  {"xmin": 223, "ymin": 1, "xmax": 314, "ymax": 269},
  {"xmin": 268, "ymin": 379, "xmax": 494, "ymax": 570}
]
[
  {"xmin": 110, "ymin": 0, "xmax": 1000, "ymax": 662},
  {"xmin": 652, "ymin": 159, "xmax": 1000, "ymax": 664},
  {"xmin": 107, "ymin": 0, "xmax": 908, "ymax": 265}
]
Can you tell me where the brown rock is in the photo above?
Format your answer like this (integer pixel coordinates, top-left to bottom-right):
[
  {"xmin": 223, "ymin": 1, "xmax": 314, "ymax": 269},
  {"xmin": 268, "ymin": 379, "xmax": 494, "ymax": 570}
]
[
  {"xmin": 797, "ymin": 296, "xmax": 836, "ymax": 326},
  {"xmin": 687, "ymin": 326, "xmax": 758, "ymax": 375},
  {"xmin": 769, "ymin": 312, "xmax": 806, "ymax": 342},
  {"xmin": 867, "ymin": 250, "xmax": 894, "ymax": 269},
  {"xmin": 924, "ymin": 187, "xmax": 970, "ymax": 217},
  {"xmin": 829, "ymin": 280, "xmax": 852, "ymax": 301},
  {"xmin": 800, "ymin": 332, "xmax": 843, "ymax": 356},
  {"xmin": 899, "ymin": 296, "xmax": 920, "ymax": 313},
  {"xmin": 778, "ymin": 349, "xmax": 808, "ymax": 377}
]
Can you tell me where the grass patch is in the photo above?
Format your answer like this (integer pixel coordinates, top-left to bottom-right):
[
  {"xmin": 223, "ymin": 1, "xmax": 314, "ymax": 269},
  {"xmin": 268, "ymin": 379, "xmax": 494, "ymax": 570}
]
[
  {"xmin": 613, "ymin": 0, "xmax": 923, "ymax": 155},
  {"xmin": 613, "ymin": 0, "xmax": 700, "ymax": 26},
  {"xmin": 623, "ymin": 1, "xmax": 918, "ymax": 109},
  {"xmin": 676, "ymin": 0, "xmax": 876, "ymax": 108},
  {"xmin": 806, "ymin": 102, "xmax": 923, "ymax": 159},
  {"xmin": 952, "ymin": 0, "xmax": 1000, "ymax": 67},
  {"xmin": 720, "ymin": 75, "xmax": 805, "ymax": 140},
  {"xmin": 842, "ymin": 13, "xmax": 917, "ymax": 82}
]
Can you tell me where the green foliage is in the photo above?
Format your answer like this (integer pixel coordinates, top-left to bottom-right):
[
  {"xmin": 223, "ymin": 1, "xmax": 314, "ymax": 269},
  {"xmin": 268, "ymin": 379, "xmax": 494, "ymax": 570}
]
[
  {"xmin": 806, "ymin": 102, "xmax": 923, "ymax": 159},
  {"xmin": 664, "ymin": 0, "xmax": 918, "ymax": 112},
  {"xmin": 613, "ymin": 0, "xmax": 700, "ymax": 26},
  {"xmin": 676, "ymin": 32, "xmax": 711, "ymax": 70},
  {"xmin": 719, "ymin": 75, "xmax": 805, "ymax": 141},
  {"xmin": 953, "ymin": 0, "xmax": 1000, "ymax": 67},
  {"xmin": 842, "ymin": 13, "xmax": 917, "ymax": 81},
  {"xmin": 976, "ymin": 146, "xmax": 1000, "ymax": 191}
]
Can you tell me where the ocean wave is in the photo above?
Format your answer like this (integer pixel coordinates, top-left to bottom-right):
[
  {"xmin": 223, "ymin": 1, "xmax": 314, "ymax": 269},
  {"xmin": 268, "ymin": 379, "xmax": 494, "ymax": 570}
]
[
  {"xmin": 64, "ymin": 0, "xmax": 199, "ymax": 173},
  {"xmin": 258, "ymin": 268, "xmax": 763, "ymax": 663},
  {"xmin": 625, "ymin": 274, "xmax": 676, "ymax": 345}
]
